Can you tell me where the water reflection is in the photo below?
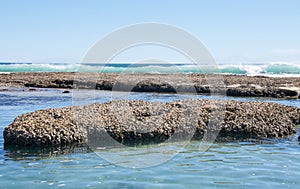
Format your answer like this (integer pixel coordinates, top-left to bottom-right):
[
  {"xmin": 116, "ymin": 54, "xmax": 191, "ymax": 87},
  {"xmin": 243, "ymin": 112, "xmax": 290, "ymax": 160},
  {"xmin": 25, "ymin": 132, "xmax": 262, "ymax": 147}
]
[
  {"xmin": 4, "ymin": 144, "xmax": 92, "ymax": 161},
  {"xmin": 3, "ymin": 136, "xmax": 297, "ymax": 162}
]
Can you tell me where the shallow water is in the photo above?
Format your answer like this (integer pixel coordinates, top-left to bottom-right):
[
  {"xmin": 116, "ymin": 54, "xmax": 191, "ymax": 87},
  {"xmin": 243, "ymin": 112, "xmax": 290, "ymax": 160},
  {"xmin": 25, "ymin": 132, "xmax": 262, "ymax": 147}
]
[{"xmin": 0, "ymin": 89, "xmax": 300, "ymax": 188}]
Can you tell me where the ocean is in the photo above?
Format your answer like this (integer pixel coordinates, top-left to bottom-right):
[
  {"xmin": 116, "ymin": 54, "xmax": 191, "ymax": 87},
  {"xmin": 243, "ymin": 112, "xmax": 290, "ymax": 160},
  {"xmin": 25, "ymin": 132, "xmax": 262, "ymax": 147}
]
[
  {"xmin": 0, "ymin": 63, "xmax": 300, "ymax": 188},
  {"xmin": 1, "ymin": 62, "xmax": 300, "ymax": 76}
]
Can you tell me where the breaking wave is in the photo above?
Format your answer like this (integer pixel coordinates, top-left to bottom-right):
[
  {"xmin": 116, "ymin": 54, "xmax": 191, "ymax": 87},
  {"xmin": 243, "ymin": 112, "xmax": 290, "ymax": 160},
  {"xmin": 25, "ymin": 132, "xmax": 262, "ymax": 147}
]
[{"xmin": 1, "ymin": 62, "xmax": 300, "ymax": 76}]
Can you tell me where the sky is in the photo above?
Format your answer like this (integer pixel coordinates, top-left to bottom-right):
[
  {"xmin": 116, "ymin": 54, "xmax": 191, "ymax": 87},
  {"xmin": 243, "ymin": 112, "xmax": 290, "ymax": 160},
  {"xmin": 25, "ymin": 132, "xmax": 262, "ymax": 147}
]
[{"xmin": 0, "ymin": 0, "xmax": 300, "ymax": 64}]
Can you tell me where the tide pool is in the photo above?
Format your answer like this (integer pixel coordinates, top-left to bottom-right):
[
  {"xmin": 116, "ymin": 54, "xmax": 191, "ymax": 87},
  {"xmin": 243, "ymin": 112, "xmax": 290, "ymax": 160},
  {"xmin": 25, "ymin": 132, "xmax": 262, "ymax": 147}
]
[{"xmin": 0, "ymin": 89, "xmax": 300, "ymax": 188}]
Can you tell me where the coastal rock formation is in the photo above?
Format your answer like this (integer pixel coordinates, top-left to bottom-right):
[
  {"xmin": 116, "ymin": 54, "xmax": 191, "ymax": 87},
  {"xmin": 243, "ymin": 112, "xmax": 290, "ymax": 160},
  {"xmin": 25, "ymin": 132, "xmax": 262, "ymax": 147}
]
[
  {"xmin": 4, "ymin": 99, "xmax": 300, "ymax": 147},
  {"xmin": 1, "ymin": 72, "xmax": 300, "ymax": 98},
  {"xmin": 226, "ymin": 85, "xmax": 300, "ymax": 98}
]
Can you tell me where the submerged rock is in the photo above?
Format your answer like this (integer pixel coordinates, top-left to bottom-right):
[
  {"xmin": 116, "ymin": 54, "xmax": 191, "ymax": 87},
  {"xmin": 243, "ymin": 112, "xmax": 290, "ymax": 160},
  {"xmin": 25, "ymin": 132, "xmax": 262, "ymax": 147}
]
[
  {"xmin": 3, "ymin": 99, "xmax": 300, "ymax": 147},
  {"xmin": 62, "ymin": 90, "xmax": 70, "ymax": 93}
]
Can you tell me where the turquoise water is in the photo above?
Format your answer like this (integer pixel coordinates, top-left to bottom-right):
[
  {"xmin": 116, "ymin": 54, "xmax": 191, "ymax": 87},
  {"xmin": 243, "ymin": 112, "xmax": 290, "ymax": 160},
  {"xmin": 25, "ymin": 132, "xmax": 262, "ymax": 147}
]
[
  {"xmin": 1, "ymin": 89, "xmax": 300, "ymax": 188},
  {"xmin": 1, "ymin": 63, "xmax": 300, "ymax": 76}
]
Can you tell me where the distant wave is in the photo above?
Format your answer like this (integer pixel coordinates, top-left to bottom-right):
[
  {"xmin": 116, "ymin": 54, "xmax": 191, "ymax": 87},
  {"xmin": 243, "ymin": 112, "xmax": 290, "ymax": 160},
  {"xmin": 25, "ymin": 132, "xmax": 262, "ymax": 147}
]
[{"xmin": 1, "ymin": 62, "xmax": 300, "ymax": 76}]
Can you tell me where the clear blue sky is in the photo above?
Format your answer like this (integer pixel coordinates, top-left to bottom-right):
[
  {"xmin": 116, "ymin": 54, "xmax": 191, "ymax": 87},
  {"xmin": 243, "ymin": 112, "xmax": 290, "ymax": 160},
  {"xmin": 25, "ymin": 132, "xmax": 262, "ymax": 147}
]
[{"xmin": 1, "ymin": 0, "xmax": 300, "ymax": 64}]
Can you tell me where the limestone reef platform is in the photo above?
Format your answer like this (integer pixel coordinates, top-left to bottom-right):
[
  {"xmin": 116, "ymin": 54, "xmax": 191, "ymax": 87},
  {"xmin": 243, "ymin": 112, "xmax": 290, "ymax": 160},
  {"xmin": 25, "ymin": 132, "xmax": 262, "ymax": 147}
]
[{"xmin": 1, "ymin": 72, "xmax": 300, "ymax": 98}]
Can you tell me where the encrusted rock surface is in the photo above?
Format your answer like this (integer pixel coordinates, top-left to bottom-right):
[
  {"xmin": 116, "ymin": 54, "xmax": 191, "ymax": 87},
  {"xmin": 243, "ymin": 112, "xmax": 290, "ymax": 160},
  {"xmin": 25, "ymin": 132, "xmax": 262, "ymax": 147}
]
[
  {"xmin": 1, "ymin": 72, "xmax": 300, "ymax": 98},
  {"xmin": 4, "ymin": 99, "xmax": 300, "ymax": 147}
]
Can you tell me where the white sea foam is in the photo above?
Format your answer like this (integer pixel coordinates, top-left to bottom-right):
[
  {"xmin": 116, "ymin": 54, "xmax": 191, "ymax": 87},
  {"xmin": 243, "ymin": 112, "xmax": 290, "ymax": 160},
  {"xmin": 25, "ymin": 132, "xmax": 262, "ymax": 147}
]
[{"xmin": 0, "ymin": 62, "xmax": 300, "ymax": 77}]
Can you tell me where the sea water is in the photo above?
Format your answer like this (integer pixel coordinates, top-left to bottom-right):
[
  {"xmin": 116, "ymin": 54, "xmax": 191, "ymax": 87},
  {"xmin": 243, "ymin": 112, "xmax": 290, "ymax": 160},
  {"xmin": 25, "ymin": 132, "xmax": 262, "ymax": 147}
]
[
  {"xmin": 1, "ymin": 62, "xmax": 300, "ymax": 76},
  {"xmin": 0, "ymin": 89, "xmax": 300, "ymax": 188}
]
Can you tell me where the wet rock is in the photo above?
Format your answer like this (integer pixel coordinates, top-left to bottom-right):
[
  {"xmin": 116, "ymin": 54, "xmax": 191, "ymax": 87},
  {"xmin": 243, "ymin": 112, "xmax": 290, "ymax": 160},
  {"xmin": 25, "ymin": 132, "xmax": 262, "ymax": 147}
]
[
  {"xmin": 277, "ymin": 87, "xmax": 300, "ymax": 99},
  {"xmin": 0, "ymin": 88, "xmax": 8, "ymax": 91},
  {"xmin": 4, "ymin": 99, "xmax": 300, "ymax": 147},
  {"xmin": 62, "ymin": 90, "xmax": 70, "ymax": 93}
]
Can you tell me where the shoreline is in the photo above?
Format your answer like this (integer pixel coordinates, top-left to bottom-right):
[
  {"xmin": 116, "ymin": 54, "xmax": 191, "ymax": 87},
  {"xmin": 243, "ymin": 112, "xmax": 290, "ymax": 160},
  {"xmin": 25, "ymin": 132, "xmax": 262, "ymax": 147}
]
[{"xmin": 1, "ymin": 72, "xmax": 300, "ymax": 99}]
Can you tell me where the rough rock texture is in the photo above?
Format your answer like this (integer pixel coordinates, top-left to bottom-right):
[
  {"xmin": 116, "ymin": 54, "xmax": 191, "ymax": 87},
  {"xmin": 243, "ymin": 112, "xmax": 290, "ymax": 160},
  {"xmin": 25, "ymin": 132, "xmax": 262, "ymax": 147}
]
[
  {"xmin": 4, "ymin": 99, "xmax": 300, "ymax": 147},
  {"xmin": 1, "ymin": 72, "xmax": 300, "ymax": 98}
]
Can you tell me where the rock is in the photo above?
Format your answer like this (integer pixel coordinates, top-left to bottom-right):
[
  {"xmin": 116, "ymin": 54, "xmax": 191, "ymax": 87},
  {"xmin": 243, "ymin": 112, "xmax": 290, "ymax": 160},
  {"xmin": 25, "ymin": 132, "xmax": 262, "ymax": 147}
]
[
  {"xmin": 0, "ymin": 88, "xmax": 8, "ymax": 91},
  {"xmin": 1, "ymin": 73, "xmax": 300, "ymax": 98},
  {"xmin": 4, "ymin": 99, "xmax": 300, "ymax": 147},
  {"xmin": 277, "ymin": 87, "xmax": 300, "ymax": 99},
  {"xmin": 62, "ymin": 90, "xmax": 70, "ymax": 93}
]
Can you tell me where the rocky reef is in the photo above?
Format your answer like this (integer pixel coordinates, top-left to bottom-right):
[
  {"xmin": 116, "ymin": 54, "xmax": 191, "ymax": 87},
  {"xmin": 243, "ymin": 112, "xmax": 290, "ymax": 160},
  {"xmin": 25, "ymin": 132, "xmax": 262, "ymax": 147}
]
[
  {"xmin": 1, "ymin": 73, "xmax": 300, "ymax": 98},
  {"xmin": 4, "ymin": 99, "xmax": 300, "ymax": 147}
]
